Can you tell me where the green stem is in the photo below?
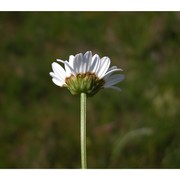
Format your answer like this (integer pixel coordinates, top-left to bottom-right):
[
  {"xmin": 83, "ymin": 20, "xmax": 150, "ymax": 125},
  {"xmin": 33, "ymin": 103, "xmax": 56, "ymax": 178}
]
[{"xmin": 80, "ymin": 92, "xmax": 87, "ymax": 169}]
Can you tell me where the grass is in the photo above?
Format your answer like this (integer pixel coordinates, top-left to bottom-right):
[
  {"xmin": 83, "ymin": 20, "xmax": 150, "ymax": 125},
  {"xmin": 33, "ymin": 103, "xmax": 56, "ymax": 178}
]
[{"xmin": 0, "ymin": 12, "xmax": 180, "ymax": 168}]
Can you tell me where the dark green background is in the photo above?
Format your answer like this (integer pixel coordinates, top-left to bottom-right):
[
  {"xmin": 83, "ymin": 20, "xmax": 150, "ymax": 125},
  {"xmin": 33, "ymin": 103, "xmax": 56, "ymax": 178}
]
[{"xmin": 0, "ymin": 12, "xmax": 180, "ymax": 168}]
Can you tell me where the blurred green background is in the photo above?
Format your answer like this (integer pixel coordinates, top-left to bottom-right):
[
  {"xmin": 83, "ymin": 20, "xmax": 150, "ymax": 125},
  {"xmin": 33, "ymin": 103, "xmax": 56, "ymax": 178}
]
[{"xmin": 0, "ymin": 12, "xmax": 180, "ymax": 168}]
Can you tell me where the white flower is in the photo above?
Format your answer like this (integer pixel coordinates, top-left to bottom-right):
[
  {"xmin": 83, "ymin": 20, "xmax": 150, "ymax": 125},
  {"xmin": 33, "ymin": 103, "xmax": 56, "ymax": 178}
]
[{"xmin": 50, "ymin": 51, "xmax": 125, "ymax": 96}]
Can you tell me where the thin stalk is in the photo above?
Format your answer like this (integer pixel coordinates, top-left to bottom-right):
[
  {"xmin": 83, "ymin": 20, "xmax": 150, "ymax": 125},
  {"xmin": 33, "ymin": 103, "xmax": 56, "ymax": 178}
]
[{"xmin": 80, "ymin": 92, "xmax": 87, "ymax": 169}]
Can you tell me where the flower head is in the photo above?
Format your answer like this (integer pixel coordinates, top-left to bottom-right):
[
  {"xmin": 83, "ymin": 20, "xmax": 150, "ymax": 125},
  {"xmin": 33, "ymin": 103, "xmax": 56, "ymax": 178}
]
[{"xmin": 50, "ymin": 51, "xmax": 125, "ymax": 96}]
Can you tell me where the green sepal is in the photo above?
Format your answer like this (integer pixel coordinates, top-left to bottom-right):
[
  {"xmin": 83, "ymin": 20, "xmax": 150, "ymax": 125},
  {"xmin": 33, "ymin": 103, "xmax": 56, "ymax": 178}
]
[{"xmin": 65, "ymin": 73, "xmax": 104, "ymax": 97}]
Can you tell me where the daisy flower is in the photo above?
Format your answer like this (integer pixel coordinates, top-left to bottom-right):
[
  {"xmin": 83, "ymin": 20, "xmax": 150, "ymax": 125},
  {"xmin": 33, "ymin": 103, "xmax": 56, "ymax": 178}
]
[
  {"xmin": 49, "ymin": 51, "xmax": 125, "ymax": 168},
  {"xmin": 49, "ymin": 51, "xmax": 125, "ymax": 96}
]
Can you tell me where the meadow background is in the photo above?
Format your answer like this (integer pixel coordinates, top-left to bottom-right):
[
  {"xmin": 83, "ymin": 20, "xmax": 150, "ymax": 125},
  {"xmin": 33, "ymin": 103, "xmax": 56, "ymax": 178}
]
[{"xmin": 0, "ymin": 12, "xmax": 180, "ymax": 168}]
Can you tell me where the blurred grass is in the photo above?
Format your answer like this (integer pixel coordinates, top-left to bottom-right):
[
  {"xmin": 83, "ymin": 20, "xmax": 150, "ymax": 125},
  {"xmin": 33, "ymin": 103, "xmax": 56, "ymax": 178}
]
[{"xmin": 0, "ymin": 12, "xmax": 180, "ymax": 168}]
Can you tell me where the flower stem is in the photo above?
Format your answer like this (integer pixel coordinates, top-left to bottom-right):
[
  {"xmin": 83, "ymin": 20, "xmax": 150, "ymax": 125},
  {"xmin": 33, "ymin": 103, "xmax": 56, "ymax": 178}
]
[{"xmin": 80, "ymin": 92, "xmax": 87, "ymax": 169}]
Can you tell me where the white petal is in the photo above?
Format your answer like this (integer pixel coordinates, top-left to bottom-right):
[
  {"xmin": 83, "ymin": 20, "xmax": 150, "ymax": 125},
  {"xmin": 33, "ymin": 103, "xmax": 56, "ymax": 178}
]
[
  {"xmin": 56, "ymin": 59, "xmax": 72, "ymax": 77},
  {"xmin": 84, "ymin": 51, "xmax": 92, "ymax": 72},
  {"xmin": 78, "ymin": 53, "xmax": 86, "ymax": 73},
  {"xmin": 73, "ymin": 53, "xmax": 83, "ymax": 74},
  {"xmin": 64, "ymin": 61, "xmax": 76, "ymax": 76},
  {"xmin": 104, "ymin": 74, "xmax": 125, "ymax": 87},
  {"xmin": 52, "ymin": 62, "xmax": 66, "ymax": 82},
  {"xmin": 64, "ymin": 63, "xmax": 72, "ymax": 77},
  {"xmin": 69, "ymin": 55, "xmax": 75, "ymax": 68},
  {"xmin": 80, "ymin": 52, "xmax": 89, "ymax": 73},
  {"xmin": 97, "ymin": 56, "xmax": 111, "ymax": 79},
  {"xmin": 52, "ymin": 77, "xmax": 64, "ymax": 86},
  {"xmin": 89, "ymin": 54, "xmax": 100, "ymax": 74},
  {"xmin": 81, "ymin": 58, "xmax": 87, "ymax": 73},
  {"xmin": 56, "ymin": 59, "xmax": 65, "ymax": 64},
  {"xmin": 49, "ymin": 72, "xmax": 60, "ymax": 79},
  {"xmin": 103, "ymin": 85, "xmax": 122, "ymax": 92},
  {"xmin": 107, "ymin": 66, "xmax": 118, "ymax": 71},
  {"xmin": 103, "ymin": 68, "xmax": 123, "ymax": 79}
]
